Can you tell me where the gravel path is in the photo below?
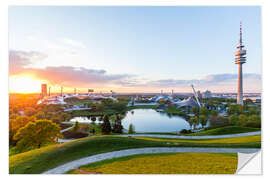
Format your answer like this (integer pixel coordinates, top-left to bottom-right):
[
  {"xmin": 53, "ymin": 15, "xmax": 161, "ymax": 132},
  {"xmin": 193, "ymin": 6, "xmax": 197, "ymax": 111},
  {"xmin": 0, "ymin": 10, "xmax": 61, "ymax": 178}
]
[
  {"xmin": 119, "ymin": 131, "xmax": 261, "ymax": 139},
  {"xmin": 57, "ymin": 131, "xmax": 261, "ymax": 143},
  {"xmin": 43, "ymin": 147, "xmax": 260, "ymax": 174},
  {"xmin": 60, "ymin": 126, "xmax": 73, "ymax": 133}
]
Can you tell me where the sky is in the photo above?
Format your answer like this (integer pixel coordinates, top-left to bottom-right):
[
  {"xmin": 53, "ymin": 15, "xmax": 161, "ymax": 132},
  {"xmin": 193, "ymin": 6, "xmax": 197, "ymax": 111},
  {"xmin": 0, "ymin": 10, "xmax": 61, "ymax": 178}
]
[{"xmin": 8, "ymin": 6, "xmax": 262, "ymax": 94}]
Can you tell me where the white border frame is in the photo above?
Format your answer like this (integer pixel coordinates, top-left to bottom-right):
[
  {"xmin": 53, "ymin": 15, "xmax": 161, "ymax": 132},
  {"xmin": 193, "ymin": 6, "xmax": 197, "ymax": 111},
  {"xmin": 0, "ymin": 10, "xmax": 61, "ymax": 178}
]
[{"xmin": 1, "ymin": 0, "xmax": 269, "ymax": 179}]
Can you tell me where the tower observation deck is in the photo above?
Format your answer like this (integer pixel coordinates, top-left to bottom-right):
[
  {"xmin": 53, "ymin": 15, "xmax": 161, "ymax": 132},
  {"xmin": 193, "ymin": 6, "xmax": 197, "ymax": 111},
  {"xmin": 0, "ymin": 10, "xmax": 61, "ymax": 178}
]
[{"xmin": 235, "ymin": 22, "xmax": 247, "ymax": 105}]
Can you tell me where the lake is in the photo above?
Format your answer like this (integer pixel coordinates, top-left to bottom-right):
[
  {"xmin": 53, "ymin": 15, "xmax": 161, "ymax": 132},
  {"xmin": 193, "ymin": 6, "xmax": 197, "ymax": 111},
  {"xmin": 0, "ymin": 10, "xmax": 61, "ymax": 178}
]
[
  {"xmin": 69, "ymin": 109, "xmax": 200, "ymax": 133},
  {"xmin": 122, "ymin": 109, "xmax": 190, "ymax": 133}
]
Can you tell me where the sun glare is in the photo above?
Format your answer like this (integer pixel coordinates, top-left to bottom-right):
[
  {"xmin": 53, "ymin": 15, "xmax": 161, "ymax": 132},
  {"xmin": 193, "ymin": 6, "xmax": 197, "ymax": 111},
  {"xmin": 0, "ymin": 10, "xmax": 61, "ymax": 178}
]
[{"xmin": 9, "ymin": 75, "xmax": 45, "ymax": 94}]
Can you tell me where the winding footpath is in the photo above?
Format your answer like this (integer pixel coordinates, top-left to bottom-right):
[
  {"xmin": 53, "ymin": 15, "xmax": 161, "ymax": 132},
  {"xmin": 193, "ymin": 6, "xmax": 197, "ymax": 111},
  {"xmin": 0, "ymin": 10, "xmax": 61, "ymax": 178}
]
[
  {"xmin": 43, "ymin": 147, "xmax": 260, "ymax": 174},
  {"xmin": 119, "ymin": 131, "xmax": 261, "ymax": 139},
  {"xmin": 58, "ymin": 125, "xmax": 75, "ymax": 143},
  {"xmin": 58, "ymin": 131, "xmax": 261, "ymax": 143}
]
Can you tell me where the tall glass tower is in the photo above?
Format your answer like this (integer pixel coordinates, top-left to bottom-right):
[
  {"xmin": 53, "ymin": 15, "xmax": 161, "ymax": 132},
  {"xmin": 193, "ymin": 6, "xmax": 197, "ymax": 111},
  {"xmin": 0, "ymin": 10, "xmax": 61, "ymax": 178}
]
[{"xmin": 235, "ymin": 22, "xmax": 247, "ymax": 105}]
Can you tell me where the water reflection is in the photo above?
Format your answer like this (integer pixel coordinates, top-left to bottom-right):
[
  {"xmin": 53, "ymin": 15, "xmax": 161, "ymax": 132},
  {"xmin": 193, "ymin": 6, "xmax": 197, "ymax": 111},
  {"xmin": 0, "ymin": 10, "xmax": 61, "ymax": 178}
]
[{"xmin": 122, "ymin": 109, "xmax": 191, "ymax": 133}]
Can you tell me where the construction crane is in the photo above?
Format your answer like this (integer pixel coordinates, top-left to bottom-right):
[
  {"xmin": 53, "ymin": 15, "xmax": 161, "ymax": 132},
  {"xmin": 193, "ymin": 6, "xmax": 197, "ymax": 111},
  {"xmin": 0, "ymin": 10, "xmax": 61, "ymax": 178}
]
[{"xmin": 191, "ymin": 84, "xmax": 201, "ymax": 108}]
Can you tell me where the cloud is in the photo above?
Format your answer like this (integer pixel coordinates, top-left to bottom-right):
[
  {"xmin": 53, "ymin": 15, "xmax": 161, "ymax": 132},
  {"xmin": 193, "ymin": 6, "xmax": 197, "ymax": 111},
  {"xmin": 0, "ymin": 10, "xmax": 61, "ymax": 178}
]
[
  {"xmin": 9, "ymin": 50, "xmax": 47, "ymax": 74},
  {"xmin": 9, "ymin": 50, "xmax": 261, "ymax": 91},
  {"xmin": 123, "ymin": 73, "xmax": 261, "ymax": 88},
  {"xmin": 23, "ymin": 66, "xmax": 134, "ymax": 87},
  {"xmin": 9, "ymin": 50, "xmax": 134, "ymax": 87}
]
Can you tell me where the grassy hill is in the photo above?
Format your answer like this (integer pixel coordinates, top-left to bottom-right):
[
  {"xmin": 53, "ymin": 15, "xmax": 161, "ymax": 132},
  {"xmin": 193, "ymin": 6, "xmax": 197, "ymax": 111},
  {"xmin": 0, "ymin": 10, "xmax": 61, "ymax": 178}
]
[{"xmin": 10, "ymin": 135, "xmax": 260, "ymax": 174}]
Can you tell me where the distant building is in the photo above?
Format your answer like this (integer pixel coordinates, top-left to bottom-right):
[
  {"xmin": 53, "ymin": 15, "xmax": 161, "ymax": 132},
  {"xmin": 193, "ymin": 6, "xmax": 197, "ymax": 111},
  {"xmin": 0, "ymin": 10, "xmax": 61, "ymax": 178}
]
[
  {"xmin": 41, "ymin": 84, "xmax": 47, "ymax": 98},
  {"xmin": 202, "ymin": 90, "xmax": 212, "ymax": 98}
]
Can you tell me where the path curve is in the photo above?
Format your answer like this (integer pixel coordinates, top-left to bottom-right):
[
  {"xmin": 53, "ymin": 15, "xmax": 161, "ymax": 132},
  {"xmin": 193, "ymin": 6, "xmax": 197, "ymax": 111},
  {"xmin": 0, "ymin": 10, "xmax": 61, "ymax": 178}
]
[
  {"xmin": 119, "ymin": 131, "xmax": 261, "ymax": 139},
  {"xmin": 43, "ymin": 147, "xmax": 260, "ymax": 174},
  {"xmin": 58, "ymin": 126, "xmax": 75, "ymax": 143},
  {"xmin": 60, "ymin": 126, "xmax": 73, "ymax": 133},
  {"xmin": 57, "ymin": 131, "xmax": 261, "ymax": 143}
]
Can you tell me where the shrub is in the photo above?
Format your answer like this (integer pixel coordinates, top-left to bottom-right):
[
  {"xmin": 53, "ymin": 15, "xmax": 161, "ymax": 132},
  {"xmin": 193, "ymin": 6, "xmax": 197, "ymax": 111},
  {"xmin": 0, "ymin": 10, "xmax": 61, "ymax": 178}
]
[
  {"xmin": 62, "ymin": 131, "xmax": 89, "ymax": 139},
  {"xmin": 179, "ymin": 129, "xmax": 192, "ymax": 134}
]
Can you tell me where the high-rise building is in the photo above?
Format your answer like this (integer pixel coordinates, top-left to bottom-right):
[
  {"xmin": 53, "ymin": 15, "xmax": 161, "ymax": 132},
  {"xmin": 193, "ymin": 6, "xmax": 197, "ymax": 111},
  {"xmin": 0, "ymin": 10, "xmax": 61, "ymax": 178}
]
[
  {"xmin": 202, "ymin": 90, "xmax": 212, "ymax": 98},
  {"xmin": 41, "ymin": 84, "xmax": 47, "ymax": 98},
  {"xmin": 235, "ymin": 22, "xmax": 247, "ymax": 105}
]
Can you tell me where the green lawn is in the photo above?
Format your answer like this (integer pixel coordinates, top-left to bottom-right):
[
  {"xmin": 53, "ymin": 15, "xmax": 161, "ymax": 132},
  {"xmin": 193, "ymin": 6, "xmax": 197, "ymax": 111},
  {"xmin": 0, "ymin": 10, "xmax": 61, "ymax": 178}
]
[
  {"xmin": 163, "ymin": 107, "xmax": 186, "ymax": 116},
  {"xmin": 10, "ymin": 135, "xmax": 260, "ymax": 174},
  {"xmin": 186, "ymin": 126, "xmax": 261, "ymax": 136},
  {"xmin": 67, "ymin": 153, "xmax": 237, "ymax": 174}
]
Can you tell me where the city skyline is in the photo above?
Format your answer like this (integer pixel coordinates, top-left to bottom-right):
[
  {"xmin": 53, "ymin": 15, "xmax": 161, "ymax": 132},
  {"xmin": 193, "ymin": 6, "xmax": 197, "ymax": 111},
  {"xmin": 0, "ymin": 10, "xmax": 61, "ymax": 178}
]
[{"xmin": 9, "ymin": 6, "xmax": 262, "ymax": 93}]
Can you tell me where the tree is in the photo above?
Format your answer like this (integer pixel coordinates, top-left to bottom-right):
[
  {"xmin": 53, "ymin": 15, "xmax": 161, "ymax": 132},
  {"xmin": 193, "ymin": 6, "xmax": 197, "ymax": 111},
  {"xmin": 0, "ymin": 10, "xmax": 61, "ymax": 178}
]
[
  {"xmin": 112, "ymin": 114, "xmax": 123, "ymax": 133},
  {"xmin": 24, "ymin": 107, "xmax": 37, "ymax": 116},
  {"xmin": 210, "ymin": 110, "xmax": 218, "ymax": 117},
  {"xmin": 35, "ymin": 111, "xmax": 46, "ymax": 120},
  {"xmin": 191, "ymin": 107, "xmax": 199, "ymax": 116},
  {"xmin": 187, "ymin": 118, "xmax": 193, "ymax": 129},
  {"xmin": 199, "ymin": 107, "xmax": 208, "ymax": 116},
  {"xmin": 228, "ymin": 114, "xmax": 239, "ymax": 125},
  {"xmin": 10, "ymin": 116, "xmax": 36, "ymax": 139},
  {"xmin": 14, "ymin": 120, "xmax": 62, "ymax": 152},
  {"xmin": 246, "ymin": 115, "xmax": 261, "ymax": 128},
  {"xmin": 238, "ymin": 114, "xmax": 248, "ymax": 126},
  {"xmin": 189, "ymin": 116, "xmax": 198, "ymax": 130},
  {"xmin": 227, "ymin": 104, "xmax": 244, "ymax": 115},
  {"xmin": 61, "ymin": 112, "xmax": 72, "ymax": 121},
  {"xmin": 199, "ymin": 115, "xmax": 207, "ymax": 128},
  {"xmin": 100, "ymin": 115, "xmax": 111, "ymax": 134},
  {"xmin": 72, "ymin": 121, "xmax": 80, "ymax": 132},
  {"xmin": 97, "ymin": 103, "xmax": 105, "ymax": 112},
  {"xmin": 128, "ymin": 123, "xmax": 135, "ymax": 134},
  {"xmin": 51, "ymin": 115, "xmax": 62, "ymax": 125}
]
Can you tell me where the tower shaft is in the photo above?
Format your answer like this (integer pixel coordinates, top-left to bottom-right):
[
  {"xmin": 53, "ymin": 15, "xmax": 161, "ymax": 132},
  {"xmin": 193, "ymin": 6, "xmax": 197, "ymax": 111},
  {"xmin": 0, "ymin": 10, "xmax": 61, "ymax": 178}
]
[{"xmin": 237, "ymin": 64, "xmax": 243, "ymax": 105}]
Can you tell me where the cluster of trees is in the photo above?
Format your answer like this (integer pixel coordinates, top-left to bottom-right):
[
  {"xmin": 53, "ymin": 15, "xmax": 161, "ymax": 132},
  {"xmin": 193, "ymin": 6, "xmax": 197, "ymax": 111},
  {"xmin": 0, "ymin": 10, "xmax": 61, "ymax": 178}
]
[
  {"xmin": 9, "ymin": 95, "xmax": 73, "ymax": 152},
  {"xmin": 228, "ymin": 104, "xmax": 261, "ymax": 128},
  {"xmin": 188, "ymin": 107, "xmax": 229, "ymax": 130},
  {"xmin": 189, "ymin": 107, "xmax": 210, "ymax": 130},
  {"xmin": 100, "ymin": 114, "xmax": 124, "ymax": 134},
  {"xmin": 188, "ymin": 103, "xmax": 261, "ymax": 131},
  {"xmin": 83, "ymin": 99, "xmax": 128, "ymax": 113}
]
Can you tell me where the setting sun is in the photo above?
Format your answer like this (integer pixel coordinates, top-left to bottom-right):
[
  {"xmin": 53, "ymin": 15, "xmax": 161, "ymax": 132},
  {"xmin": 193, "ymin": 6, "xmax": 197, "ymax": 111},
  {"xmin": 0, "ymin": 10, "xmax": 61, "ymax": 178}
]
[{"xmin": 9, "ymin": 75, "xmax": 46, "ymax": 93}]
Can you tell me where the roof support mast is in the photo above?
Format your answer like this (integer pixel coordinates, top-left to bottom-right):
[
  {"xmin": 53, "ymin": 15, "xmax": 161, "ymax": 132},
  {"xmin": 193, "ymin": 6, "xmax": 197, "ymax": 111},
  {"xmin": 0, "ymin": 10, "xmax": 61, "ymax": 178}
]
[{"xmin": 191, "ymin": 84, "xmax": 201, "ymax": 108}]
